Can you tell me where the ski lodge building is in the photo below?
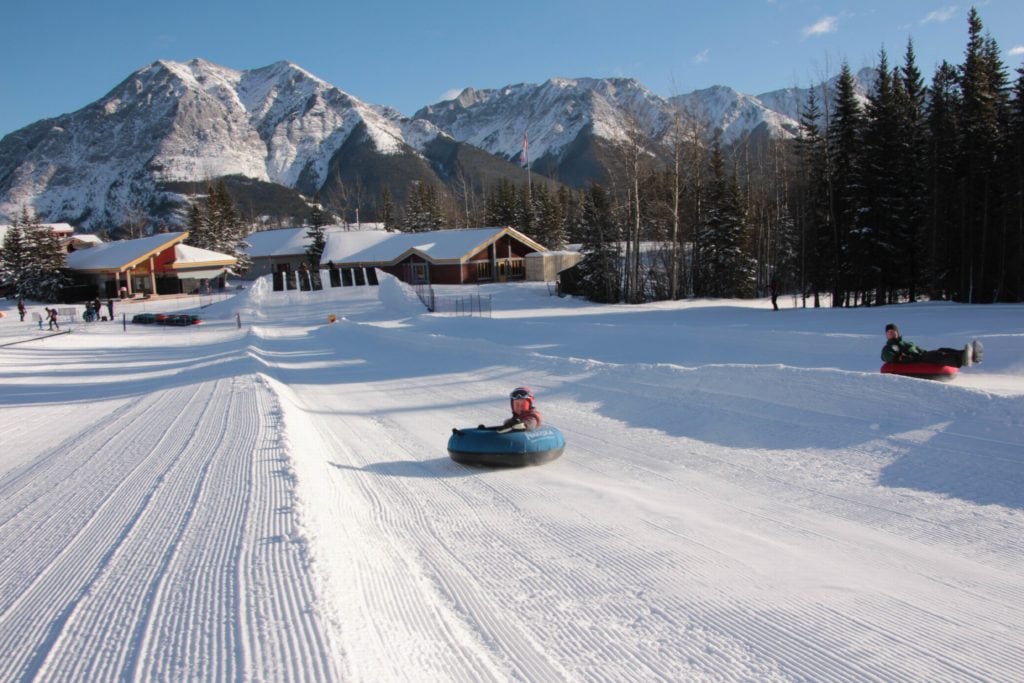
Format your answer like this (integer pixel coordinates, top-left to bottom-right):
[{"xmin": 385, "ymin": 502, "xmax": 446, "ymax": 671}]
[
  {"xmin": 245, "ymin": 226, "xmax": 580, "ymax": 288},
  {"xmin": 65, "ymin": 232, "xmax": 236, "ymax": 298}
]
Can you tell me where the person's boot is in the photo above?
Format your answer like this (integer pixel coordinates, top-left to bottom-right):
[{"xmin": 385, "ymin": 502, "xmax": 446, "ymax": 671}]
[{"xmin": 972, "ymin": 340, "xmax": 984, "ymax": 364}]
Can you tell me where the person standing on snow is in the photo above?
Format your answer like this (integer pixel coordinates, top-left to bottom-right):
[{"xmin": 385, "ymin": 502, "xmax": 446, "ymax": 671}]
[
  {"xmin": 17, "ymin": 300, "xmax": 26, "ymax": 321},
  {"xmin": 881, "ymin": 323, "xmax": 982, "ymax": 367},
  {"xmin": 498, "ymin": 386, "xmax": 543, "ymax": 433}
]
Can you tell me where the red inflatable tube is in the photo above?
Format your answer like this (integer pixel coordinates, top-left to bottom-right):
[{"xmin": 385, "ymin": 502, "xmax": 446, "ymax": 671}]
[{"xmin": 880, "ymin": 362, "xmax": 959, "ymax": 382}]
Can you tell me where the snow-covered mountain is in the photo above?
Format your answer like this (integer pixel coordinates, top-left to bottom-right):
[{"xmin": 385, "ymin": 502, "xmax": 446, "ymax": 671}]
[
  {"xmin": 0, "ymin": 59, "xmax": 451, "ymax": 231},
  {"xmin": 415, "ymin": 78, "xmax": 678, "ymax": 168},
  {"xmin": 668, "ymin": 85, "xmax": 801, "ymax": 141},
  {"xmin": 0, "ymin": 60, "xmax": 877, "ymax": 231},
  {"xmin": 415, "ymin": 68, "xmax": 877, "ymax": 185}
]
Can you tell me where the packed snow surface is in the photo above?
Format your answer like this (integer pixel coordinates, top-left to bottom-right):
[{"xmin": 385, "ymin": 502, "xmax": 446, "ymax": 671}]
[{"xmin": 1, "ymin": 279, "xmax": 1022, "ymax": 681}]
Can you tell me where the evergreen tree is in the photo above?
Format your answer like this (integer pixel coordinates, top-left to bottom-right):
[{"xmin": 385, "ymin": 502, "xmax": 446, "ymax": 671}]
[
  {"xmin": 895, "ymin": 38, "xmax": 930, "ymax": 301},
  {"xmin": 925, "ymin": 61, "xmax": 962, "ymax": 299},
  {"xmin": 697, "ymin": 137, "xmax": 756, "ymax": 297},
  {"xmin": 529, "ymin": 184, "xmax": 566, "ymax": 248},
  {"xmin": 305, "ymin": 196, "xmax": 328, "ymax": 286},
  {"xmin": 574, "ymin": 185, "xmax": 621, "ymax": 303},
  {"xmin": 306, "ymin": 196, "xmax": 328, "ymax": 267},
  {"xmin": 309, "ymin": 196, "xmax": 326, "ymax": 230},
  {"xmin": 771, "ymin": 205, "xmax": 801, "ymax": 300},
  {"xmin": 827, "ymin": 62, "xmax": 867, "ymax": 306},
  {"xmin": 3, "ymin": 208, "xmax": 70, "ymax": 302},
  {"xmin": 862, "ymin": 48, "xmax": 902, "ymax": 304},
  {"xmin": 25, "ymin": 215, "xmax": 70, "ymax": 302},
  {"xmin": 514, "ymin": 184, "xmax": 534, "ymax": 237},
  {"xmin": 485, "ymin": 179, "xmax": 518, "ymax": 227},
  {"xmin": 1008, "ymin": 65, "xmax": 1024, "ymax": 300},
  {"xmin": 400, "ymin": 182, "xmax": 444, "ymax": 232},
  {"xmin": 380, "ymin": 187, "xmax": 395, "ymax": 230},
  {"xmin": 559, "ymin": 186, "xmax": 587, "ymax": 244},
  {"xmin": 956, "ymin": 7, "xmax": 1009, "ymax": 301},
  {"xmin": 565, "ymin": 189, "xmax": 589, "ymax": 245},
  {"xmin": 186, "ymin": 181, "xmax": 251, "ymax": 273},
  {"xmin": 186, "ymin": 200, "xmax": 212, "ymax": 251},
  {"xmin": 981, "ymin": 32, "xmax": 1014, "ymax": 302},
  {"xmin": 0, "ymin": 214, "xmax": 31, "ymax": 299},
  {"xmin": 794, "ymin": 86, "xmax": 830, "ymax": 307}
]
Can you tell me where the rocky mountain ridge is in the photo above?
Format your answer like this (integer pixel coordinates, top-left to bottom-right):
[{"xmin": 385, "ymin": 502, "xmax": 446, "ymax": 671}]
[{"xmin": 0, "ymin": 59, "xmax": 873, "ymax": 231}]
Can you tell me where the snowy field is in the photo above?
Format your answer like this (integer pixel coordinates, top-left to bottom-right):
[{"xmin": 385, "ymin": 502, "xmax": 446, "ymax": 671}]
[{"xmin": 1, "ymin": 277, "xmax": 1022, "ymax": 682}]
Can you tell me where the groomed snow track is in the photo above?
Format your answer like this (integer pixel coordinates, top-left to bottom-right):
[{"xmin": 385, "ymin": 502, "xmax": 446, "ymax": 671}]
[
  {"xmin": 0, "ymin": 340, "xmax": 338, "ymax": 681},
  {"xmin": 1, "ymin": 281, "xmax": 1022, "ymax": 681}
]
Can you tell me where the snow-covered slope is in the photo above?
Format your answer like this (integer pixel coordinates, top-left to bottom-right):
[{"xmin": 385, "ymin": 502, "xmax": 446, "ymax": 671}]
[{"xmin": 1, "ymin": 283, "xmax": 1022, "ymax": 680}]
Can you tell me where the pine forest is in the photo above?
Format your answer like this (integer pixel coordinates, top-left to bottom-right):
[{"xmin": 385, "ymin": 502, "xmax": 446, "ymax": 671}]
[{"xmin": 394, "ymin": 8, "xmax": 1023, "ymax": 306}]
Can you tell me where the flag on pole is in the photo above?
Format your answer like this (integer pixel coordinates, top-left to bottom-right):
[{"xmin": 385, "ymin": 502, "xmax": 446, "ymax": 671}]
[{"xmin": 521, "ymin": 133, "xmax": 529, "ymax": 166}]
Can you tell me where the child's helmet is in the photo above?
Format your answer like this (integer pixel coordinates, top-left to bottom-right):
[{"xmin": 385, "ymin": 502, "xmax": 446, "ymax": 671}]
[{"xmin": 510, "ymin": 386, "xmax": 534, "ymax": 410}]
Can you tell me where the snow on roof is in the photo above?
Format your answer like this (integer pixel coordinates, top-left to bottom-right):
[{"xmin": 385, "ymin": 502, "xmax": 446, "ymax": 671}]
[
  {"xmin": 0, "ymin": 222, "xmax": 77, "ymax": 242},
  {"xmin": 319, "ymin": 230, "xmax": 399, "ymax": 263},
  {"xmin": 243, "ymin": 227, "xmax": 312, "ymax": 257},
  {"xmin": 244, "ymin": 225, "xmax": 356, "ymax": 258},
  {"xmin": 173, "ymin": 243, "xmax": 236, "ymax": 265},
  {"xmin": 66, "ymin": 232, "xmax": 187, "ymax": 270},
  {"xmin": 252, "ymin": 226, "xmax": 544, "ymax": 266},
  {"xmin": 322, "ymin": 227, "xmax": 516, "ymax": 265},
  {"xmin": 69, "ymin": 234, "xmax": 104, "ymax": 246}
]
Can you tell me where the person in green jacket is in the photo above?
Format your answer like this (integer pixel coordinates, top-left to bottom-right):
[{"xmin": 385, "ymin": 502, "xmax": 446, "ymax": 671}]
[{"xmin": 881, "ymin": 323, "xmax": 983, "ymax": 367}]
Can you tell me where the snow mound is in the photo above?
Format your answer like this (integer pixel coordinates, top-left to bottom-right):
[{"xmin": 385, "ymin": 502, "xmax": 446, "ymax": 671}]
[{"xmin": 375, "ymin": 273, "xmax": 426, "ymax": 317}]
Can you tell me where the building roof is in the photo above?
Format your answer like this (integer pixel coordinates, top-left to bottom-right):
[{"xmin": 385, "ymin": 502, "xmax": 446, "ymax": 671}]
[
  {"xmin": 309, "ymin": 230, "xmax": 394, "ymax": 262},
  {"xmin": 68, "ymin": 234, "xmax": 104, "ymax": 248},
  {"xmin": 243, "ymin": 227, "xmax": 314, "ymax": 258},
  {"xmin": 320, "ymin": 227, "xmax": 546, "ymax": 266},
  {"xmin": 171, "ymin": 243, "xmax": 237, "ymax": 269},
  {"xmin": 0, "ymin": 222, "xmax": 76, "ymax": 242},
  {"xmin": 243, "ymin": 225, "xmax": 376, "ymax": 258},
  {"xmin": 65, "ymin": 233, "xmax": 236, "ymax": 275},
  {"xmin": 66, "ymin": 232, "xmax": 188, "ymax": 272}
]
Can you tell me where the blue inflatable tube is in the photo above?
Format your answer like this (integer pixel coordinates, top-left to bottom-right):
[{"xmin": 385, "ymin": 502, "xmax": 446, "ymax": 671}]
[{"xmin": 448, "ymin": 426, "xmax": 566, "ymax": 467}]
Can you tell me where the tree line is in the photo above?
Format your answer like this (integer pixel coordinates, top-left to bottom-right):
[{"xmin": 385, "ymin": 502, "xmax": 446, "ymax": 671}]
[{"xmin": 380, "ymin": 8, "xmax": 1022, "ymax": 305}]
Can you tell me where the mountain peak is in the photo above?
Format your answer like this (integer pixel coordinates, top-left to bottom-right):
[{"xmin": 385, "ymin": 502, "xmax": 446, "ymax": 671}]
[
  {"xmin": 1, "ymin": 57, "xmax": 876, "ymax": 231},
  {"xmin": 0, "ymin": 58, "xmax": 448, "ymax": 230}
]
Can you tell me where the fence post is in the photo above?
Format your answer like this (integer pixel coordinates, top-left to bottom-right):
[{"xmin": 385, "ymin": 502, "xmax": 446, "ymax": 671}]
[{"xmin": 236, "ymin": 313, "xmax": 241, "ymax": 329}]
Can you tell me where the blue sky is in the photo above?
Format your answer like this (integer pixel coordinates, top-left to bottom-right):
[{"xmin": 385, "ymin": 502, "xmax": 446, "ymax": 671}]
[{"xmin": 2, "ymin": 1, "xmax": 1021, "ymax": 138}]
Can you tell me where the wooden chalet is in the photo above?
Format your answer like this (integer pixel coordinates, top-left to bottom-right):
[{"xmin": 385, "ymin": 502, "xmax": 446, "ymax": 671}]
[
  {"xmin": 65, "ymin": 232, "xmax": 236, "ymax": 298},
  {"xmin": 320, "ymin": 227, "xmax": 548, "ymax": 286}
]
